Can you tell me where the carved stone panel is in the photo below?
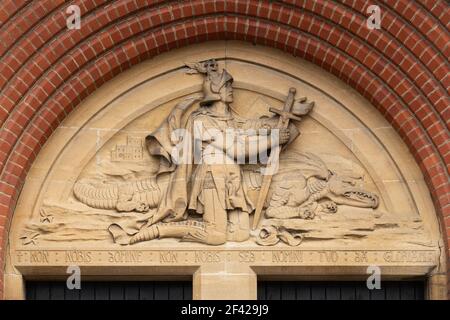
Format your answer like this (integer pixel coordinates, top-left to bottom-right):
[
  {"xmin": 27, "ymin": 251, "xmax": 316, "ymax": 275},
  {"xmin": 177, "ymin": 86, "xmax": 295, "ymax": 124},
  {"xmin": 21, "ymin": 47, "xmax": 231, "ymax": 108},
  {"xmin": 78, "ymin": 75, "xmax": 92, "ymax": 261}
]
[{"xmin": 7, "ymin": 43, "xmax": 442, "ymax": 289}]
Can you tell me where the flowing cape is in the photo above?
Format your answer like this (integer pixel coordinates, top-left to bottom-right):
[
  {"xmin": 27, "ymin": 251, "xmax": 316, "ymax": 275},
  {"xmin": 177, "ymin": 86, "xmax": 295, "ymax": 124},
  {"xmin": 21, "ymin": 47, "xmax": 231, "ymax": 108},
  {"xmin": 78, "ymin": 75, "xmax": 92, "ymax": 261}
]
[
  {"xmin": 145, "ymin": 97, "xmax": 200, "ymax": 224},
  {"xmin": 108, "ymin": 97, "xmax": 198, "ymax": 243}
]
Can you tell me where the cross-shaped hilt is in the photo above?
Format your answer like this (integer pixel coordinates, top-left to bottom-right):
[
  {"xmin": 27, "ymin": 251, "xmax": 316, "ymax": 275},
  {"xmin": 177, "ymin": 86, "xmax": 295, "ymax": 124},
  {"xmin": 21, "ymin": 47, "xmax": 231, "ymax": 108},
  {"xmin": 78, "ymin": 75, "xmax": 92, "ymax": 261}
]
[
  {"xmin": 269, "ymin": 88, "xmax": 302, "ymax": 127},
  {"xmin": 269, "ymin": 107, "xmax": 303, "ymax": 122}
]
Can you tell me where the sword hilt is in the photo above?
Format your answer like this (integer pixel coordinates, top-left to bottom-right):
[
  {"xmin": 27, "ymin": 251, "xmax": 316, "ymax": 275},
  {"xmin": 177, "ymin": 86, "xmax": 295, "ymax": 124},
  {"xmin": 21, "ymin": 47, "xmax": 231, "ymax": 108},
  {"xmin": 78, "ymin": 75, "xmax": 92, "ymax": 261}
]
[
  {"xmin": 252, "ymin": 87, "xmax": 299, "ymax": 231},
  {"xmin": 269, "ymin": 107, "xmax": 303, "ymax": 122}
]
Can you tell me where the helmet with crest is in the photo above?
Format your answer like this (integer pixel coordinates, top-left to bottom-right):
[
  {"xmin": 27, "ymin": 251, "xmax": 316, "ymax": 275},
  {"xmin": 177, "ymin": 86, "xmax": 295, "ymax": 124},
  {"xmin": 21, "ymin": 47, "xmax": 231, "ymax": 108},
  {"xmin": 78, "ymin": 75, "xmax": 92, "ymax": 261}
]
[{"xmin": 185, "ymin": 59, "xmax": 233, "ymax": 106}]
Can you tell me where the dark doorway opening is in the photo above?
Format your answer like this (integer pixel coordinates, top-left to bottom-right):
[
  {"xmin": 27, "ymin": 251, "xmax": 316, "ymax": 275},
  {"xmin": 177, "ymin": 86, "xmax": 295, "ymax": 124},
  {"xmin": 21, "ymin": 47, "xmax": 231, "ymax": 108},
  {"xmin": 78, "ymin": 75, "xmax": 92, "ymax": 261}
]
[{"xmin": 26, "ymin": 281, "xmax": 192, "ymax": 300}]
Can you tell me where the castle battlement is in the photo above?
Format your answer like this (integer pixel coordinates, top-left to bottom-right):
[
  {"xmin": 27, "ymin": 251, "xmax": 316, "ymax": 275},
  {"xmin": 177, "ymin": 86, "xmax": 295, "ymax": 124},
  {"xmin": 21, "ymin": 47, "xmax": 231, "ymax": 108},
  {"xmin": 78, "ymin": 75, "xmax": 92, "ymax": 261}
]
[{"xmin": 110, "ymin": 136, "xmax": 144, "ymax": 161}]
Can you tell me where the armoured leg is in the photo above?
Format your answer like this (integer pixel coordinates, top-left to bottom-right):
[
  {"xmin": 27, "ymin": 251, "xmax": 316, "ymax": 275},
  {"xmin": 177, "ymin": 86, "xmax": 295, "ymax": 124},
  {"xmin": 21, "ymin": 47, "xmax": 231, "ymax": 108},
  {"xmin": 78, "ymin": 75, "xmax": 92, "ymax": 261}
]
[
  {"xmin": 227, "ymin": 210, "xmax": 250, "ymax": 241},
  {"xmin": 200, "ymin": 188, "xmax": 227, "ymax": 245}
]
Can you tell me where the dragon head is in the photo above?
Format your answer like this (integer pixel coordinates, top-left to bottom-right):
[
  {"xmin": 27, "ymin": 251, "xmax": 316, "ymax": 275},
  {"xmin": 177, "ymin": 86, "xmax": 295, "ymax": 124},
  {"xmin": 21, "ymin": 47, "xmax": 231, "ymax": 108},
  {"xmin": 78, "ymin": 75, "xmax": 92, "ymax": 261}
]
[{"xmin": 326, "ymin": 171, "xmax": 379, "ymax": 209}]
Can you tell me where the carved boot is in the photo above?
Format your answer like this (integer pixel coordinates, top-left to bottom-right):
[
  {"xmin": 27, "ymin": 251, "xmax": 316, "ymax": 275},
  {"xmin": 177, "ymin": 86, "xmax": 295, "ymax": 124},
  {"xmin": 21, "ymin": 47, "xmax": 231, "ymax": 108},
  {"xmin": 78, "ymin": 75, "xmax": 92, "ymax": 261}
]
[{"xmin": 227, "ymin": 210, "xmax": 250, "ymax": 242}]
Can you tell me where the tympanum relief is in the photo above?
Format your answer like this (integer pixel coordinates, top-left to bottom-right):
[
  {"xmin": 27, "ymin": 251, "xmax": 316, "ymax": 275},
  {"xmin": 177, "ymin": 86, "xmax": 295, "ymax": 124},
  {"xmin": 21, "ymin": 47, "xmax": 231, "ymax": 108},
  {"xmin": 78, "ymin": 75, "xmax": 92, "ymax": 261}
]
[{"xmin": 21, "ymin": 59, "xmax": 429, "ymax": 248}]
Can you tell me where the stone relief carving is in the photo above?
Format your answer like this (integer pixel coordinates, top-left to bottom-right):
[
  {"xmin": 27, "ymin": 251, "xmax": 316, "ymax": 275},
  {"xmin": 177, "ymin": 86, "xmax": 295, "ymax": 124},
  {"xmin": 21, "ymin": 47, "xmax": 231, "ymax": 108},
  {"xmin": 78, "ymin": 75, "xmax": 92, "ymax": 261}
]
[
  {"xmin": 110, "ymin": 136, "xmax": 145, "ymax": 162},
  {"xmin": 261, "ymin": 152, "xmax": 379, "ymax": 220},
  {"xmin": 107, "ymin": 59, "xmax": 315, "ymax": 246},
  {"xmin": 73, "ymin": 175, "xmax": 160, "ymax": 212},
  {"xmin": 256, "ymin": 225, "xmax": 304, "ymax": 246},
  {"xmin": 22, "ymin": 59, "xmax": 416, "ymax": 248}
]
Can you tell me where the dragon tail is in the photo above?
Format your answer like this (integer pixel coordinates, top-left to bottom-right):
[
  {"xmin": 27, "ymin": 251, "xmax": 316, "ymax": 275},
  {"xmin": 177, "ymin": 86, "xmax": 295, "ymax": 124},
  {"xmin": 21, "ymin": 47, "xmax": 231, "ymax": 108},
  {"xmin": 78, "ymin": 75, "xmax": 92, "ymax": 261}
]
[{"xmin": 73, "ymin": 181, "xmax": 118, "ymax": 209}]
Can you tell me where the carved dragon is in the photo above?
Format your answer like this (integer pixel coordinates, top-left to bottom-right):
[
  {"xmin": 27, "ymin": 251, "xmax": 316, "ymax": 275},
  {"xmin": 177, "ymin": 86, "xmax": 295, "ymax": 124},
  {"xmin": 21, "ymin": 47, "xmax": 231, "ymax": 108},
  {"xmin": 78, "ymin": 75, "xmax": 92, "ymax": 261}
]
[
  {"xmin": 261, "ymin": 153, "xmax": 379, "ymax": 219},
  {"xmin": 73, "ymin": 152, "xmax": 379, "ymax": 246},
  {"xmin": 73, "ymin": 177, "xmax": 161, "ymax": 212}
]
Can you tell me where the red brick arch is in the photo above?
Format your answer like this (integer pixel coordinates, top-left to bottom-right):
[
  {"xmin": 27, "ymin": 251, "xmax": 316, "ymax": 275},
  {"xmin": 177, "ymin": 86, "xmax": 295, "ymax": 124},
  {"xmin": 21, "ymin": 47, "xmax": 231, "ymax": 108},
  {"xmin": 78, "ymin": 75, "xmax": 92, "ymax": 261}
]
[{"xmin": 0, "ymin": 0, "xmax": 448, "ymax": 298}]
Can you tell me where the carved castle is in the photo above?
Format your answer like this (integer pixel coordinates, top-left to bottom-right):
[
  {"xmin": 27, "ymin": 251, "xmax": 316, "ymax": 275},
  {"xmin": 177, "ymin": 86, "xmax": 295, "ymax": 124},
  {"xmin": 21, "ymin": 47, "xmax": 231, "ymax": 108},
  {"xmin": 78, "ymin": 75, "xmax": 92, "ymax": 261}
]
[{"xmin": 110, "ymin": 136, "xmax": 144, "ymax": 162}]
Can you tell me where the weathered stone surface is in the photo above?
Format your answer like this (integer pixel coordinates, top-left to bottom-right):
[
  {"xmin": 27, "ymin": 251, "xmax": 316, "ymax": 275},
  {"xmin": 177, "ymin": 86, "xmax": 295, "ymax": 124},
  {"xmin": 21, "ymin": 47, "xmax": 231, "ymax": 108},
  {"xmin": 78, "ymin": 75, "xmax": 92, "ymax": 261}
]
[{"xmin": 5, "ymin": 43, "xmax": 444, "ymax": 299}]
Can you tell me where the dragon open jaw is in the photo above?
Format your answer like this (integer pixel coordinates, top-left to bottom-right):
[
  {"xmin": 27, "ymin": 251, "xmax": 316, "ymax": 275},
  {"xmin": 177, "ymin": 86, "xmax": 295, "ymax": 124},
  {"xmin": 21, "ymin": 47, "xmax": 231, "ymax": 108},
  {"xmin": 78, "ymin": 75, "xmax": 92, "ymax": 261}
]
[{"xmin": 335, "ymin": 190, "xmax": 379, "ymax": 208}]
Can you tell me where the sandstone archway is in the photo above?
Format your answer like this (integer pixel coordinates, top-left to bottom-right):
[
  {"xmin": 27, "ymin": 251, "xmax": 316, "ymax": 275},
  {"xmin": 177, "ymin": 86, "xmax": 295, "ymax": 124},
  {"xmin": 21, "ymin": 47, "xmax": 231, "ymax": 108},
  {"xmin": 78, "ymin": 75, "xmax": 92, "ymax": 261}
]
[
  {"xmin": 0, "ymin": 1, "xmax": 448, "ymax": 299},
  {"xmin": 4, "ymin": 43, "xmax": 447, "ymax": 299}
]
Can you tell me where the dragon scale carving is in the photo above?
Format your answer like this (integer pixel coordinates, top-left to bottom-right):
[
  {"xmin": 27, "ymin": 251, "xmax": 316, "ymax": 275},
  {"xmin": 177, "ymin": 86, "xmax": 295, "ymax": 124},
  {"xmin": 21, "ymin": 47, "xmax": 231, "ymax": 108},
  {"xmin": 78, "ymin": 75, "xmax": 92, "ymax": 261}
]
[
  {"xmin": 73, "ymin": 177, "xmax": 161, "ymax": 212},
  {"xmin": 74, "ymin": 154, "xmax": 378, "ymax": 218}
]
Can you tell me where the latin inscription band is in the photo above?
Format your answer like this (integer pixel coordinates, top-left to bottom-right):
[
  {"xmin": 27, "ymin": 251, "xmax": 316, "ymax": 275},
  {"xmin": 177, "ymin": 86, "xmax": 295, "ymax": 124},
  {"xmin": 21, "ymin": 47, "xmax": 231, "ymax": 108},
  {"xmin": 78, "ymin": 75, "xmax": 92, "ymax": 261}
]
[{"xmin": 14, "ymin": 249, "xmax": 437, "ymax": 266}]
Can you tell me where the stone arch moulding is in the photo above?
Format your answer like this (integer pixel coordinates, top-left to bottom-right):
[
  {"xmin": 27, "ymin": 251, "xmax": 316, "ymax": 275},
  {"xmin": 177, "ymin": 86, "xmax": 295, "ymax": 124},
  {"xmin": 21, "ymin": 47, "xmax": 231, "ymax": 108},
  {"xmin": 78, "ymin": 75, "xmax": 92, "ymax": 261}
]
[
  {"xmin": 3, "ymin": 42, "xmax": 448, "ymax": 300},
  {"xmin": 0, "ymin": 0, "xmax": 448, "ymax": 299}
]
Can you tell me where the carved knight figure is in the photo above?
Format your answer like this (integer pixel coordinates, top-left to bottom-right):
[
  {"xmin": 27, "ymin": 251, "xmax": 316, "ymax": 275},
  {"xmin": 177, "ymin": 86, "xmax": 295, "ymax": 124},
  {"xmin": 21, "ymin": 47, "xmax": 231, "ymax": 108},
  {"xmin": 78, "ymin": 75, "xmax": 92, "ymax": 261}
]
[{"xmin": 107, "ymin": 59, "xmax": 313, "ymax": 245}]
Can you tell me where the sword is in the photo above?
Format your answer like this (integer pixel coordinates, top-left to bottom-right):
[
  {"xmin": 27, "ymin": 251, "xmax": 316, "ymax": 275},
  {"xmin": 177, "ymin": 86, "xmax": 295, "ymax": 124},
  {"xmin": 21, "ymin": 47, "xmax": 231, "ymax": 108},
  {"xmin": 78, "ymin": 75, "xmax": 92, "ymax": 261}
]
[{"xmin": 252, "ymin": 87, "xmax": 302, "ymax": 230}]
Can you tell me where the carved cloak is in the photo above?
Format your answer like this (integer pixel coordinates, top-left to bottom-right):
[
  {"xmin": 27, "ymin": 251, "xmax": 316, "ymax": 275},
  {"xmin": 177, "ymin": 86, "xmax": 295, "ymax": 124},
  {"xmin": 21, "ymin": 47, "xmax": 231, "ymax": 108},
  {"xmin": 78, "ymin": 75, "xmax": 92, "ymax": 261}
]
[{"xmin": 145, "ymin": 97, "xmax": 198, "ymax": 224}]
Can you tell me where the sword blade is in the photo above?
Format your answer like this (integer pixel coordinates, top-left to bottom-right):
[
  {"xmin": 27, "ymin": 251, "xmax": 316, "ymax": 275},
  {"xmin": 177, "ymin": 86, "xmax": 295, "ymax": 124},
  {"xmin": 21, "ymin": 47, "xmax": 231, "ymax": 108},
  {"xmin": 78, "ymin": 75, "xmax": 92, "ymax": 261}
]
[{"xmin": 252, "ymin": 88, "xmax": 296, "ymax": 230}]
